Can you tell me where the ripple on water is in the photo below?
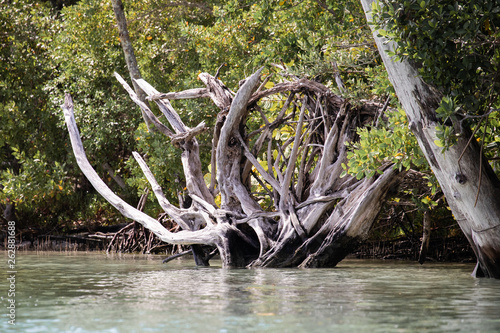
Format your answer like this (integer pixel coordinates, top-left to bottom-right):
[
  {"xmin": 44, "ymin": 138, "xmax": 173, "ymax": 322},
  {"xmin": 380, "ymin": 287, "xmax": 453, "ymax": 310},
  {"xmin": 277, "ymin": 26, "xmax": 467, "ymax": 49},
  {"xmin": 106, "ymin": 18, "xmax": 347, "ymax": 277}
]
[{"xmin": 1, "ymin": 252, "xmax": 499, "ymax": 333}]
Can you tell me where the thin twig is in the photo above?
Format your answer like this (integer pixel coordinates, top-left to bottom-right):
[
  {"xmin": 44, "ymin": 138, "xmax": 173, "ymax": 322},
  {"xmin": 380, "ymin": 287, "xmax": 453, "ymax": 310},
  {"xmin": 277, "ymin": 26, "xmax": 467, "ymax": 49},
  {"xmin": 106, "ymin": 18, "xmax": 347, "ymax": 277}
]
[
  {"xmin": 214, "ymin": 62, "xmax": 226, "ymax": 78},
  {"xmin": 457, "ymin": 116, "xmax": 484, "ymax": 172},
  {"xmin": 238, "ymin": 133, "xmax": 281, "ymax": 191},
  {"xmin": 374, "ymin": 95, "xmax": 391, "ymax": 127},
  {"xmin": 475, "ymin": 115, "xmax": 489, "ymax": 207}
]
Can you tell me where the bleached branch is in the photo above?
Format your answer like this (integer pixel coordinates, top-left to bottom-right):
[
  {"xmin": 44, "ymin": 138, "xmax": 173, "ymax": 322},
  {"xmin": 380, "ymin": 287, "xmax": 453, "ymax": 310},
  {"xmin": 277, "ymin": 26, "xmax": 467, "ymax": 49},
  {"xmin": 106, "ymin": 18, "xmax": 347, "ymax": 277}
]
[
  {"xmin": 148, "ymin": 88, "xmax": 210, "ymax": 101},
  {"xmin": 62, "ymin": 93, "xmax": 216, "ymax": 245}
]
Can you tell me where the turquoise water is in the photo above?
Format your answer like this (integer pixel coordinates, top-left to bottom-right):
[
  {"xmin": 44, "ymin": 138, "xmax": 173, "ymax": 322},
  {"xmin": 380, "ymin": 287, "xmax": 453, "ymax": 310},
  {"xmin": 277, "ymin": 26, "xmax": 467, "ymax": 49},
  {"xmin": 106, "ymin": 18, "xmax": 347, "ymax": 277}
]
[{"xmin": 1, "ymin": 252, "xmax": 500, "ymax": 332}]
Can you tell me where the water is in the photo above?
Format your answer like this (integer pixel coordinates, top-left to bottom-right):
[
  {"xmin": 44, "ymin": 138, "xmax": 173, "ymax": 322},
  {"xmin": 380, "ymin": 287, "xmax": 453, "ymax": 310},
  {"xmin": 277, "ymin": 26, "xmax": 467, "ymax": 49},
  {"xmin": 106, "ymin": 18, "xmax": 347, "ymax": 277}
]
[{"xmin": 1, "ymin": 252, "xmax": 500, "ymax": 333}]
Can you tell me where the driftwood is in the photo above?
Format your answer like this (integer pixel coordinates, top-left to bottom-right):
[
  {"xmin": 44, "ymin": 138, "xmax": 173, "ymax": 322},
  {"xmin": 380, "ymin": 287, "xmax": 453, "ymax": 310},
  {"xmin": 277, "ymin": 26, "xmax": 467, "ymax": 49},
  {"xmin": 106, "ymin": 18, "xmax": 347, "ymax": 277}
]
[{"xmin": 62, "ymin": 68, "xmax": 405, "ymax": 267}]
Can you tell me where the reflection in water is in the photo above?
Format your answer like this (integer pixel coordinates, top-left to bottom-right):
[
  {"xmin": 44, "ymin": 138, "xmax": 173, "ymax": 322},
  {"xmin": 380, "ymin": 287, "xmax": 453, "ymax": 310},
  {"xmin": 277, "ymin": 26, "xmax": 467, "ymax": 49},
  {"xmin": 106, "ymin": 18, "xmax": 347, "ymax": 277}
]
[{"xmin": 1, "ymin": 252, "xmax": 499, "ymax": 332}]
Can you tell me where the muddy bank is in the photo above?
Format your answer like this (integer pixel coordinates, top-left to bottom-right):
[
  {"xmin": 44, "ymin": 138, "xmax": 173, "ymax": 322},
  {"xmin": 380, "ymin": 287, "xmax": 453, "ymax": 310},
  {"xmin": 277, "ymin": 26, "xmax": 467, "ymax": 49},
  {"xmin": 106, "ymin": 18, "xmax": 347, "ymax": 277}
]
[
  {"xmin": 351, "ymin": 234, "xmax": 475, "ymax": 262},
  {"xmin": 2, "ymin": 225, "xmax": 476, "ymax": 263},
  {"xmin": 1, "ymin": 222, "xmax": 175, "ymax": 254}
]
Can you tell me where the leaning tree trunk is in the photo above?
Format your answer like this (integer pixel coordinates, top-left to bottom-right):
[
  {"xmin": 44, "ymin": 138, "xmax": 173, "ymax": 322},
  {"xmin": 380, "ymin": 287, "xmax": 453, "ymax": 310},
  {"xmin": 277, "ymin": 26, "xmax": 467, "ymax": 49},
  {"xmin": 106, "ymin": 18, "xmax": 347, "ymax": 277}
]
[
  {"xmin": 361, "ymin": 0, "xmax": 500, "ymax": 278},
  {"xmin": 111, "ymin": 0, "xmax": 153, "ymax": 129},
  {"xmin": 62, "ymin": 67, "xmax": 404, "ymax": 268}
]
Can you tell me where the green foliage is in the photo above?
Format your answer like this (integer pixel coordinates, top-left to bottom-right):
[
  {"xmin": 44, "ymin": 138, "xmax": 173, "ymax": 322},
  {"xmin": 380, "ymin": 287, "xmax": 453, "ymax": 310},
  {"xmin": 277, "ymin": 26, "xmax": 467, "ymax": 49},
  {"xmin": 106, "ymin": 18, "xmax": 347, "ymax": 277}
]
[
  {"xmin": 178, "ymin": 0, "xmax": 379, "ymax": 94},
  {"xmin": 125, "ymin": 123, "xmax": 183, "ymax": 207},
  {"xmin": 434, "ymin": 96, "xmax": 461, "ymax": 151},
  {"xmin": 47, "ymin": 0, "xmax": 139, "ymax": 161},
  {"xmin": 1, "ymin": 0, "xmax": 442, "ymax": 234},
  {"xmin": 371, "ymin": 0, "xmax": 500, "ymax": 156},
  {"xmin": 1, "ymin": 147, "xmax": 68, "ymax": 201},
  {"xmin": 342, "ymin": 106, "xmax": 427, "ymax": 179},
  {"xmin": 0, "ymin": 0, "xmax": 73, "ymax": 226},
  {"xmin": 472, "ymin": 107, "xmax": 500, "ymax": 173},
  {"xmin": 0, "ymin": 0, "xmax": 142, "ymax": 227},
  {"xmin": 339, "ymin": 101, "xmax": 442, "ymax": 212}
]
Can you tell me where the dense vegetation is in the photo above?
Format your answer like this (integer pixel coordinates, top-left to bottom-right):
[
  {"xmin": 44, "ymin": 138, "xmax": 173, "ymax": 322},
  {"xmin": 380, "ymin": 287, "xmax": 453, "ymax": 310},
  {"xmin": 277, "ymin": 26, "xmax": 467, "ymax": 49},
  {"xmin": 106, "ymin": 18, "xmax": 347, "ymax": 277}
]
[
  {"xmin": 2, "ymin": 0, "xmax": 498, "ymax": 259},
  {"xmin": 371, "ymin": 0, "xmax": 500, "ymax": 156}
]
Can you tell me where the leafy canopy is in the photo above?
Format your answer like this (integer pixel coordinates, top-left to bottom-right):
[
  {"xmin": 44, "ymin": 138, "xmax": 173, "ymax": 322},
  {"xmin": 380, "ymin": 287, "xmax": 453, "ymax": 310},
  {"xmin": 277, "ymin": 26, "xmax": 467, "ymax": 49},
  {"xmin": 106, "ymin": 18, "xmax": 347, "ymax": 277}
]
[{"xmin": 371, "ymin": 0, "xmax": 500, "ymax": 160}]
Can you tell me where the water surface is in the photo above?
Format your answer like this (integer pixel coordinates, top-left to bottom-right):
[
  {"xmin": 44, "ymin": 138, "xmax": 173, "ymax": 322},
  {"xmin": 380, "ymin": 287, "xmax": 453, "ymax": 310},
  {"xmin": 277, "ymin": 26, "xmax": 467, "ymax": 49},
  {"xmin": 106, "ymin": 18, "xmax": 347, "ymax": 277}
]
[{"xmin": 1, "ymin": 252, "xmax": 500, "ymax": 332}]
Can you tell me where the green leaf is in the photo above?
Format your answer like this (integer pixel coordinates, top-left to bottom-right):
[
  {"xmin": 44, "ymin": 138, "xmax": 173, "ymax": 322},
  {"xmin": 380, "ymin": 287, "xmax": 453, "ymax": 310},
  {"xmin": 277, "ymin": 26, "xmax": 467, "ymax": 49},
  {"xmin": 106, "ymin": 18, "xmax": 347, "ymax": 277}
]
[
  {"xmin": 378, "ymin": 29, "xmax": 388, "ymax": 37},
  {"xmin": 434, "ymin": 140, "xmax": 444, "ymax": 147}
]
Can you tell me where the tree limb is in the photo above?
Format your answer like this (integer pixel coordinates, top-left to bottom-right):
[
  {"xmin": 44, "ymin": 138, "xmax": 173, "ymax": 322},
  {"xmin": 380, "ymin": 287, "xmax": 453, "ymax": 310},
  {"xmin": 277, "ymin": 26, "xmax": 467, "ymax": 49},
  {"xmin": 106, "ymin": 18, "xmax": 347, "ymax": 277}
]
[
  {"xmin": 114, "ymin": 72, "xmax": 173, "ymax": 137},
  {"xmin": 216, "ymin": 67, "xmax": 264, "ymax": 213},
  {"xmin": 134, "ymin": 78, "xmax": 188, "ymax": 133},
  {"xmin": 132, "ymin": 152, "xmax": 210, "ymax": 230},
  {"xmin": 237, "ymin": 133, "xmax": 281, "ymax": 192},
  {"xmin": 111, "ymin": 0, "xmax": 153, "ymax": 129},
  {"xmin": 61, "ymin": 93, "xmax": 216, "ymax": 245},
  {"xmin": 148, "ymin": 88, "xmax": 210, "ymax": 101},
  {"xmin": 280, "ymin": 97, "xmax": 307, "ymax": 209}
]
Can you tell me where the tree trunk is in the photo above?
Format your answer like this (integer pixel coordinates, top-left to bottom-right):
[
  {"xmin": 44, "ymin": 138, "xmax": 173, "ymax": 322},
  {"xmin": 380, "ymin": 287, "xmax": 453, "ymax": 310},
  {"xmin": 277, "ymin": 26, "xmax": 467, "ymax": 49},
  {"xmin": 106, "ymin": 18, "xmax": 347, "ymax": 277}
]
[
  {"xmin": 111, "ymin": 0, "xmax": 153, "ymax": 129},
  {"xmin": 418, "ymin": 210, "xmax": 431, "ymax": 264},
  {"xmin": 62, "ymin": 67, "xmax": 405, "ymax": 268},
  {"xmin": 2, "ymin": 201, "xmax": 15, "ymax": 222},
  {"xmin": 361, "ymin": 0, "xmax": 500, "ymax": 278}
]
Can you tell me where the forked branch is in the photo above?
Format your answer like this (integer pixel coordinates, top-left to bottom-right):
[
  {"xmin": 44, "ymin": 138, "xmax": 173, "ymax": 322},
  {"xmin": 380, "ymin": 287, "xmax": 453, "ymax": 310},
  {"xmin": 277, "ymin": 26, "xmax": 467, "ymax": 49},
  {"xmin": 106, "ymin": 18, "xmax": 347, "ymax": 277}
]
[
  {"xmin": 64, "ymin": 67, "xmax": 401, "ymax": 268},
  {"xmin": 62, "ymin": 93, "xmax": 216, "ymax": 246}
]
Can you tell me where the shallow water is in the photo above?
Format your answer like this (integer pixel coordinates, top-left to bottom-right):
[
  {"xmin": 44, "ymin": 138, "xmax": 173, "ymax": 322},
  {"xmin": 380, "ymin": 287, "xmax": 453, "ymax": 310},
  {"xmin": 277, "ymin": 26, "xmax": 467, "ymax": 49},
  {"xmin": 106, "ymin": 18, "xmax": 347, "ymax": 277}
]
[{"xmin": 1, "ymin": 252, "xmax": 500, "ymax": 332}]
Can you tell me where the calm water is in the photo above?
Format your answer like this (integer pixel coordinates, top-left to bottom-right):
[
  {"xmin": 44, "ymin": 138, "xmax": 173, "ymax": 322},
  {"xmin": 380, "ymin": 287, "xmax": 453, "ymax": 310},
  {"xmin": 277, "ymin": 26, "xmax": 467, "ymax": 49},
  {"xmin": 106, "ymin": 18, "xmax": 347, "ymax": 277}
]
[{"xmin": 1, "ymin": 252, "xmax": 500, "ymax": 333}]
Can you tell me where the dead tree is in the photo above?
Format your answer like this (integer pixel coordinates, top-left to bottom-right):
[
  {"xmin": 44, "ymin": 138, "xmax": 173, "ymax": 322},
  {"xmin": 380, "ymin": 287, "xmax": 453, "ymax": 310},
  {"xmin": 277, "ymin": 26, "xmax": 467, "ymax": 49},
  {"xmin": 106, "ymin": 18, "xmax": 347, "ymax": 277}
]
[
  {"xmin": 61, "ymin": 67, "xmax": 405, "ymax": 267},
  {"xmin": 361, "ymin": 0, "xmax": 500, "ymax": 278}
]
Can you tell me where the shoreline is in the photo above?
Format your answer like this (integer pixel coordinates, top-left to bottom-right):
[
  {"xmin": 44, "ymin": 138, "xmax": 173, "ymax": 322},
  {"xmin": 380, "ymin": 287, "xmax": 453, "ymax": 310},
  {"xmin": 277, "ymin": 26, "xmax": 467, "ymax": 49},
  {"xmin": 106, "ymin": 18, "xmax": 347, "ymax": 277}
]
[{"xmin": 1, "ymin": 233, "xmax": 476, "ymax": 263}]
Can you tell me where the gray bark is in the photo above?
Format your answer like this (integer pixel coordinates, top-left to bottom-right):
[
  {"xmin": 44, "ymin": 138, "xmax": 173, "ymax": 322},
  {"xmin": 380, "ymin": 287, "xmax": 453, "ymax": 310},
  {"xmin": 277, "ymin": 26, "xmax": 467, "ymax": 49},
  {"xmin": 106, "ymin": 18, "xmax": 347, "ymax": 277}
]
[
  {"xmin": 2, "ymin": 201, "xmax": 15, "ymax": 222},
  {"xmin": 111, "ymin": 0, "xmax": 153, "ymax": 129},
  {"xmin": 61, "ymin": 93, "xmax": 216, "ymax": 246},
  {"xmin": 361, "ymin": 0, "xmax": 500, "ymax": 278},
  {"xmin": 63, "ymin": 68, "xmax": 405, "ymax": 268},
  {"xmin": 418, "ymin": 210, "xmax": 431, "ymax": 264},
  {"xmin": 102, "ymin": 162, "xmax": 126, "ymax": 190}
]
